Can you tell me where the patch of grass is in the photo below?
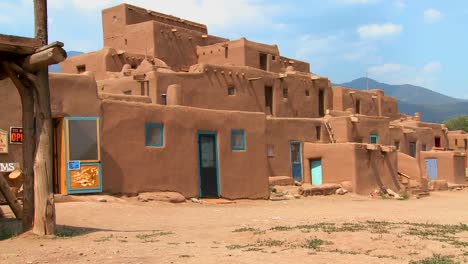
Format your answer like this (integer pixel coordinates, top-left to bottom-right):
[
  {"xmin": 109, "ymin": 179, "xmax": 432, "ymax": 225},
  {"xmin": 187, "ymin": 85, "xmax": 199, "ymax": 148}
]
[
  {"xmin": 136, "ymin": 231, "xmax": 173, "ymax": 240},
  {"xmin": 303, "ymin": 238, "xmax": 333, "ymax": 249},
  {"xmin": 94, "ymin": 234, "xmax": 113, "ymax": 242},
  {"xmin": 269, "ymin": 226, "xmax": 294, "ymax": 232},
  {"xmin": 326, "ymin": 249, "xmax": 360, "ymax": 255},
  {"xmin": 233, "ymin": 227, "xmax": 261, "ymax": 233},
  {"xmin": 242, "ymin": 247, "xmax": 264, "ymax": 252},
  {"xmin": 409, "ymin": 254, "xmax": 458, "ymax": 264},
  {"xmin": 179, "ymin": 255, "xmax": 193, "ymax": 258},
  {"xmin": 55, "ymin": 226, "xmax": 90, "ymax": 238},
  {"xmin": 257, "ymin": 238, "xmax": 284, "ymax": 247},
  {"xmin": 0, "ymin": 227, "xmax": 18, "ymax": 240},
  {"xmin": 226, "ymin": 244, "xmax": 250, "ymax": 250},
  {"xmin": 398, "ymin": 192, "xmax": 410, "ymax": 200}
]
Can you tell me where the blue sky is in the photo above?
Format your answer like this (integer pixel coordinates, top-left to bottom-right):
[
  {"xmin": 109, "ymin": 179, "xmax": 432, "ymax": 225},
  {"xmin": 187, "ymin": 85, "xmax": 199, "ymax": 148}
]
[{"xmin": 1, "ymin": 0, "xmax": 467, "ymax": 99}]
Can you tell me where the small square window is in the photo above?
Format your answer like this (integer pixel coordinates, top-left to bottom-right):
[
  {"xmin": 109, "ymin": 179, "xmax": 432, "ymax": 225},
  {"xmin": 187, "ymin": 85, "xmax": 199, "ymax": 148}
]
[
  {"xmin": 272, "ymin": 55, "xmax": 276, "ymax": 61},
  {"xmin": 76, "ymin": 64, "xmax": 86, "ymax": 74},
  {"xmin": 305, "ymin": 90, "xmax": 310, "ymax": 96},
  {"xmin": 316, "ymin": 126, "xmax": 321, "ymax": 141},
  {"xmin": 283, "ymin": 88, "xmax": 288, "ymax": 98},
  {"xmin": 370, "ymin": 134, "xmax": 378, "ymax": 144},
  {"xmin": 395, "ymin": 141, "xmax": 400, "ymax": 150},
  {"xmin": 161, "ymin": 94, "xmax": 167, "ymax": 105},
  {"xmin": 267, "ymin": 144, "xmax": 274, "ymax": 157},
  {"xmin": 231, "ymin": 129, "xmax": 245, "ymax": 150},
  {"xmin": 228, "ymin": 86, "xmax": 236, "ymax": 96},
  {"xmin": 422, "ymin": 144, "xmax": 427, "ymax": 151},
  {"xmin": 145, "ymin": 123, "xmax": 164, "ymax": 147}
]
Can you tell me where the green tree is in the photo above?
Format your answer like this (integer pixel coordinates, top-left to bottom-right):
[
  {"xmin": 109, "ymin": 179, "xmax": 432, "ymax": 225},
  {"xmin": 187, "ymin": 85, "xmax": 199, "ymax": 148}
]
[{"xmin": 443, "ymin": 115, "xmax": 468, "ymax": 132}]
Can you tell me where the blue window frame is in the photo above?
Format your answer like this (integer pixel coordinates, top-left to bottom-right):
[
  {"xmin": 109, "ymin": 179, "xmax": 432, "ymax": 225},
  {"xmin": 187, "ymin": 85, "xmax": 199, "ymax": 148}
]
[
  {"xmin": 145, "ymin": 123, "xmax": 164, "ymax": 147},
  {"xmin": 231, "ymin": 129, "xmax": 245, "ymax": 150},
  {"xmin": 370, "ymin": 134, "xmax": 378, "ymax": 144}
]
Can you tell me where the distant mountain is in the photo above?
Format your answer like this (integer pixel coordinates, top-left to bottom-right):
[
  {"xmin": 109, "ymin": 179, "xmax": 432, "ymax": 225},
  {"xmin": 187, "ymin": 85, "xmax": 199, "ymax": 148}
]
[
  {"xmin": 337, "ymin": 77, "xmax": 468, "ymax": 123},
  {"xmin": 49, "ymin": 50, "xmax": 84, "ymax": 73}
]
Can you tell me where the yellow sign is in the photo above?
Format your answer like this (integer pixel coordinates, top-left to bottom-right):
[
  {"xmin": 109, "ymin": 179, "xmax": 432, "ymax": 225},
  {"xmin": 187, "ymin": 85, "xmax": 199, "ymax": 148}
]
[{"xmin": 0, "ymin": 129, "xmax": 7, "ymax": 154}]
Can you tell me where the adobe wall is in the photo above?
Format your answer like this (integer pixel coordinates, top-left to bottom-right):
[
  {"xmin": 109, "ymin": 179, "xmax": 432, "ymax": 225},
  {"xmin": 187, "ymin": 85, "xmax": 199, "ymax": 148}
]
[
  {"xmin": 102, "ymin": 7, "xmax": 227, "ymax": 72},
  {"xmin": 390, "ymin": 125, "xmax": 435, "ymax": 158},
  {"xmin": 398, "ymin": 120, "xmax": 449, "ymax": 149},
  {"xmin": 328, "ymin": 115, "xmax": 390, "ymax": 145},
  {"xmin": 197, "ymin": 38, "xmax": 310, "ymax": 73},
  {"xmin": 420, "ymin": 151, "xmax": 466, "ymax": 184},
  {"xmin": 302, "ymin": 143, "xmax": 400, "ymax": 194},
  {"xmin": 0, "ymin": 73, "xmax": 100, "ymax": 166},
  {"xmin": 100, "ymin": 100, "xmax": 269, "ymax": 199},
  {"xmin": 117, "ymin": 64, "xmax": 333, "ymax": 118},
  {"xmin": 447, "ymin": 131, "xmax": 468, "ymax": 151},
  {"xmin": 265, "ymin": 117, "xmax": 324, "ymax": 178},
  {"xmin": 332, "ymin": 86, "xmax": 398, "ymax": 118},
  {"xmin": 60, "ymin": 48, "xmax": 148, "ymax": 80},
  {"xmin": 397, "ymin": 152, "xmax": 422, "ymax": 180}
]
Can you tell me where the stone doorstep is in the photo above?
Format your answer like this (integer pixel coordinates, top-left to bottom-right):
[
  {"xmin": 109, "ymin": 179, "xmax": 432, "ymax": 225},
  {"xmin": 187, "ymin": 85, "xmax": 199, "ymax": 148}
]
[
  {"xmin": 269, "ymin": 176, "xmax": 294, "ymax": 186},
  {"xmin": 299, "ymin": 183, "xmax": 341, "ymax": 196}
]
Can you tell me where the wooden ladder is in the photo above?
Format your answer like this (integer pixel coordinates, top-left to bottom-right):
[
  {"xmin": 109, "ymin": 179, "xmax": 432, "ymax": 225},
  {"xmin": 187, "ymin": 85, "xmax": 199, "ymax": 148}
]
[{"xmin": 323, "ymin": 121, "xmax": 336, "ymax": 143}]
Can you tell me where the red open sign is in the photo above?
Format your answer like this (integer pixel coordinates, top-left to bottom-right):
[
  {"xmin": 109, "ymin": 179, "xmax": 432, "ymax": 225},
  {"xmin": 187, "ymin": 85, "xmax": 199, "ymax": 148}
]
[{"xmin": 10, "ymin": 127, "xmax": 23, "ymax": 144}]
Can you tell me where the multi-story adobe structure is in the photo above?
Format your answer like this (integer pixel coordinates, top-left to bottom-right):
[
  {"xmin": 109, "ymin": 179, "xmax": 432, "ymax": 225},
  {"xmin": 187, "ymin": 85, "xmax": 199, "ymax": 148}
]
[{"xmin": 0, "ymin": 4, "xmax": 466, "ymax": 199}]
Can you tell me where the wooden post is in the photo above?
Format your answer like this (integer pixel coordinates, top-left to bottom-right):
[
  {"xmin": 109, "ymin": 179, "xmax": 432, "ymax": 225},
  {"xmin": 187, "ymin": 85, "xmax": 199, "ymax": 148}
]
[
  {"xmin": 33, "ymin": 0, "xmax": 56, "ymax": 236},
  {"xmin": 0, "ymin": 173, "xmax": 23, "ymax": 219},
  {"xmin": 1, "ymin": 61, "xmax": 35, "ymax": 230}
]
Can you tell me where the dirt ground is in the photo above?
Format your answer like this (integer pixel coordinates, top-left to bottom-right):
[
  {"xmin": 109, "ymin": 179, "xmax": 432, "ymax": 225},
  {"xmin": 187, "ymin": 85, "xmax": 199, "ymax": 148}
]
[{"xmin": 1, "ymin": 190, "xmax": 467, "ymax": 264}]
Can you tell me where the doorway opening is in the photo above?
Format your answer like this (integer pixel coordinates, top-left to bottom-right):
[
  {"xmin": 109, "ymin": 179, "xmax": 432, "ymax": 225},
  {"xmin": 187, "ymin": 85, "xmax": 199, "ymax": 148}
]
[
  {"xmin": 310, "ymin": 159, "xmax": 323, "ymax": 186},
  {"xmin": 265, "ymin": 86, "xmax": 273, "ymax": 115},
  {"xmin": 290, "ymin": 141, "xmax": 302, "ymax": 182},
  {"xmin": 318, "ymin": 89, "xmax": 325, "ymax": 117},
  {"xmin": 198, "ymin": 132, "xmax": 220, "ymax": 198}
]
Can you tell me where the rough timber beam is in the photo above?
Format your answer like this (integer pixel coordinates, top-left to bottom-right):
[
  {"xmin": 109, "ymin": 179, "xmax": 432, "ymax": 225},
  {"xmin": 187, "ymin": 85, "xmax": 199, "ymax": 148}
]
[{"xmin": 0, "ymin": 34, "xmax": 41, "ymax": 55}]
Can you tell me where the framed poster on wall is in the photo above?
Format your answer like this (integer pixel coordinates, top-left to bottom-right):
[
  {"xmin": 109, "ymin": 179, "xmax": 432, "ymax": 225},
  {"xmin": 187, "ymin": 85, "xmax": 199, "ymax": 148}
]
[{"xmin": 0, "ymin": 129, "xmax": 8, "ymax": 154}]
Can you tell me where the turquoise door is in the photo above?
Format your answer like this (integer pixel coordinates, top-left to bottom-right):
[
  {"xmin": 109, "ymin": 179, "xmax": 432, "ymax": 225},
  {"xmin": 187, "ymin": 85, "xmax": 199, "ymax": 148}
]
[
  {"xmin": 290, "ymin": 142, "xmax": 302, "ymax": 181},
  {"xmin": 425, "ymin": 159, "xmax": 438, "ymax": 180},
  {"xmin": 310, "ymin": 159, "xmax": 322, "ymax": 186}
]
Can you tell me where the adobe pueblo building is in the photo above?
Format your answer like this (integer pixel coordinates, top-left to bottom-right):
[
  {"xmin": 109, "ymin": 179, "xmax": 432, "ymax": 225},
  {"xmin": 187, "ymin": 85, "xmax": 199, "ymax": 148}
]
[{"xmin": 0, "ymin": 4, "xmax": 466, "ymax": 199}]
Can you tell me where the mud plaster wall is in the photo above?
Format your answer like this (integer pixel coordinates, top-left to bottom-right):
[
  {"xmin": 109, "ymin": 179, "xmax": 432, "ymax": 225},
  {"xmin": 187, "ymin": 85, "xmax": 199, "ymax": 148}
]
[
  {"xmin": 447, "ymin": 132, "xmax": 468, "ymax": 151},
  {"xmin": 420, "ymin": 151, "xmax": 466, "ymax": 184},
  {"xmin": 390, "ymin": 126, "xmax": 434, "ymax": 158},
  {"xmin": 302, "ymin": 143, "xmax": 399, "ymax": 194},
  {"xmin": 0, "ymin": 74, "xmax": 100, "ymax": 186},
  {"xmin": 100, "ymin": 100, "xmax": 269, "ymax": 199},
  {"xmin": 60, "ymin": 48, "xmax": 147, "ymax": 80},
  {"xmin": 265, "ymin": 118, "xmax": 324, "ymax": 178},
  {"xmin": 398, "ymin": 152, "xmax": 422, "ymax": 180},
  {"xmin": 139, "ymin": 65, "xmax": 332, "ymax": 118},
  {"xmin": 103, "ymin": 17, "xmax": 226, "ymax": 72},
  {"xmin": 332, "ymin": 86, "xmax": 398, "ymax": 118},
  {"xmin": 401, "ymin": 121, "xmax": 449, "ymax": 149}
]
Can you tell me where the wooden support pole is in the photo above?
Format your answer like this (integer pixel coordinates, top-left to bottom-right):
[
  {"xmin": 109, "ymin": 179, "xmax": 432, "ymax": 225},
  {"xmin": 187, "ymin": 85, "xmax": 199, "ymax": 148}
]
[
  {"xmin": 33, "ymin": 0, "xmax": 56, "ymax": 236},
  {"xmin": 1, "ymin": 61, "xmax": 36, "ymax": 230},
  {"xmin": 0, "ymin": 173, "xmax": 23, "ymax": 219}
]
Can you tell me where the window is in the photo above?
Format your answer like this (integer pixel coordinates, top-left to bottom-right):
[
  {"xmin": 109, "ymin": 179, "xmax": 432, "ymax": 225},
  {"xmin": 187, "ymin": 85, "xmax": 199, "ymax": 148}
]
[
  {"xmin": 265, "ymin": 86, "xmax": 273, "ymax": 115},
  {"xmin": 231, "ymin": 130, "xmax": 245, "ymax": 150},
  {"xmin": 259, "ymin": 53, "xmax": 267, "ymax": 71},
  {"xmin": 370, "ymin": 134, "xmax": 378, "ymax": 144},
  {"xmin": 272, "ymin": 55, "xmax": 276, "ymax": 61},
  {"xmin": 282, "ymin": 88, "xmax": 288, "ymax": 98},
  {"xmin": 68, "ymin": 119, "xmax": 99, "ymax": 161},
  {"xmin": 76, "ymin": 64, "xmax": 86, "ymax": 74},
  {"xmin": 227, "ymin": 86, "xmax": 236, "ymax": 96},
  {"xmin": 316, "ymin": 126, "xmax": 321, "ymax": 141},
  {"xmin": 355, "ymin": 99, "xmax": 361, "ymax": 114},
  {"xmin": 224, "ymin": 47, "xmax": 229, "ymax": 58},
  {"xmin": 161, "ymin": 94, "xmax": 167, "ymax": 105},
  {"xmin": 409, "ymin": 142, "xmax": 417, "ymax": 157},
  {"xmin": 395, "ymin": 141, "xmax": 400, "ymax": 150},
  {"xmin": 145, "ymin": 123, "xmax": 164, "ymax": 147},
  {"xmin": 319, "ymin": 89, "xmax": 325, "ymax": 117},
  {"xmin": 305, "ymin": 90, "xmax": 310, "ymax": 96},
  {"xmin": 465, "ymin": 139, "xmax": 468, "ymax": 150},
  {"xmin": 435, "ymin": 137, "xmax": 441, "ymax": 148},
  {"xmin": 267, "ymin": 144, "xmax": 274, "ymax": 157},
  {"xmin": 422, "ymin": 144, "xmax": 427, "ymax": 151},
  {"xmin": 455, "ymin": 139, "xmax": 458, "ymax": 146}
]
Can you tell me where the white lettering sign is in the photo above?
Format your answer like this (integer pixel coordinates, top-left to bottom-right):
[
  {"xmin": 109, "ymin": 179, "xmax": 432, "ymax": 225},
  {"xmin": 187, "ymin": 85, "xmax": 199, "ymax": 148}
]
[
  {"xmin": 0, "ymin": 163, "xmax": 15, "ymax": 172},
  {"xmin": 0, "ymin": 129, "xmax": 7, "ymax": 154}
]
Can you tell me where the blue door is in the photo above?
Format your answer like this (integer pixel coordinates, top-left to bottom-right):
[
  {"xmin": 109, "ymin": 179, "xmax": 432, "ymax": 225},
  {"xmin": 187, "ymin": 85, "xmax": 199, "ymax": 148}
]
[
  {"xmin": 425, "ymin": 159, "xmax": 438, "ymax": 180},
  {"xmin": 290, "ymin": 142, "xmax": 302, "ymax": 181},
  {"xmin": 310, "ymin": 159, "xmax": 323, "ymax": 186}
]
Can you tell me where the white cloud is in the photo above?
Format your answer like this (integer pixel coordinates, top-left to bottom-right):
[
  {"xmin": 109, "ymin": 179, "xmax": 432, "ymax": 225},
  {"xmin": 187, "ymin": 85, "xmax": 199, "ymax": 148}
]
[
  {"xmin": 423, "ymin": 61, "xmax": 442, "ymax": 74},
  {"xmin": 368, "ymin": 61, "xmax": 442, "ymax": 89},
  {"xmin": 357, "ymin": 23, "xmax": 403, "ymax": 40},
  {"xmin": 335, "ymin": 0, "xmax": 379, "ymax": 4},
  {"xmin": 394, "ymin": 0, "xmax": 406, "ymax": 9},
  {"xmin": 424, "ymin": 8, "xmax": 443, "ymax": 23}
]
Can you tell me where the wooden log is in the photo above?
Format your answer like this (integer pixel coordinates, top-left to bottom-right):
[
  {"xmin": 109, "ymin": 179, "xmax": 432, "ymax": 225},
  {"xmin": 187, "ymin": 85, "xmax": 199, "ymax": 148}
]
[
  {"xmin": 0, "ymin": 173, "xmax": 23, "ymax": 219},
  {"xmin": 22, "ymin": 46, "xmax": 67, "ymax": 72},
  {"xmin": 0, "ymin": 34, "xmax": 41, "ymax": 55},
  {"xmin": 33, "ymin": 0, "xmax": 56, "ymax": 236},
  {"xmin": 1, "ymin": 61, "xmax": 36, "ymax": 230}
]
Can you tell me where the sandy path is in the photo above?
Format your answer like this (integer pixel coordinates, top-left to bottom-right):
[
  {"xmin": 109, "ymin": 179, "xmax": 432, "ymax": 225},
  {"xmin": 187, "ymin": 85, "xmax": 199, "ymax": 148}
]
[{"xmin": 1, "ymin": 190, "xmax": 467, "ymax": 264}]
